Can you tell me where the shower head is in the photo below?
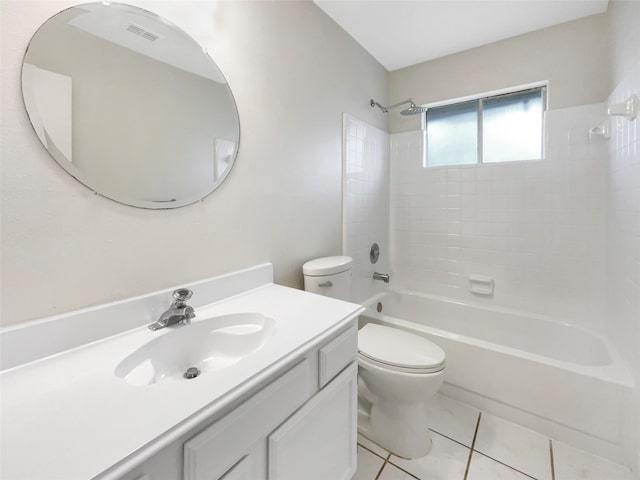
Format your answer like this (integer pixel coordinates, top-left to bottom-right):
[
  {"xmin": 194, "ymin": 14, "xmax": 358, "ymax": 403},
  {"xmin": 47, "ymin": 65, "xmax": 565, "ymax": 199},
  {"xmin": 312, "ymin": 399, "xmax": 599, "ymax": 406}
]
[
  {"xmin": 370, "ymin": 98, "xmax": 426, "ymax": 116},
  {"xmin": 401, "ymin": 102, "xmax": 428, "ymax": 116}
]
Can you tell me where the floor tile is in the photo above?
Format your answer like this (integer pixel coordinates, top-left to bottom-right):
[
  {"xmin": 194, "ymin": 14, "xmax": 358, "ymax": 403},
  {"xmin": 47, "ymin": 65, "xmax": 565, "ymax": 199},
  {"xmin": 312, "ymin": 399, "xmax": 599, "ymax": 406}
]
[
  {"xmin": 389, "ymin": 431, "xmax": 469, "ymax": 480},
  {"xmin": 359, "ymin": 433, "xmax": 390, "ymax": 458},
  {"xmin": 552, "ymin": 441, "xmax": 637, "ymax": 480},
  {"xmin": 353, "ymin": 445, "xmax": 386, "ymax": 480},
  {"xmin": 467, "ymin": 451, "xmax": 534, "ymax": 480},
  {"xmin": 474, "ymin": 413, "xmax": 552, "ymax": 480},
  {"xmin": 377, "ymin": 462, "xmax": 419, "ymax": 480},
  {"xmin": 425, "ymin": 394, "xmax": 480, "ymax": 447}
]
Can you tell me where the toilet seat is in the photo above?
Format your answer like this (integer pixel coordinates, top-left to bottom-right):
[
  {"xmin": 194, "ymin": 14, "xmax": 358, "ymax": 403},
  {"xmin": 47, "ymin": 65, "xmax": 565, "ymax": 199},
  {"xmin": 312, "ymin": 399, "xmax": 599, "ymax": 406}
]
[
  {"xmin": 358, "ymin": 324, "xmax": 445, "ymax": 374},
  {"xmin": 358, "ymin": 353, "xmax": 443, "ymax": 374}
]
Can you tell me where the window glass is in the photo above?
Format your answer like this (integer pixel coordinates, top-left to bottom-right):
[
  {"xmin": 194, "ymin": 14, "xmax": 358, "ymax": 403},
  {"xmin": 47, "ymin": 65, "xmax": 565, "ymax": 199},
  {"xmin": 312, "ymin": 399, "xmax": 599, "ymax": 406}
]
[
  {"xmin": 426, "ymin": 100, "xmax": 478, "ymax": 167},
  {"xmin": 424, "ymin": 86, "xmax": 546, "ymax": 167},
  {"xmin": 482, "ymin": 89, "xmax": 543, "ymax": 163}
]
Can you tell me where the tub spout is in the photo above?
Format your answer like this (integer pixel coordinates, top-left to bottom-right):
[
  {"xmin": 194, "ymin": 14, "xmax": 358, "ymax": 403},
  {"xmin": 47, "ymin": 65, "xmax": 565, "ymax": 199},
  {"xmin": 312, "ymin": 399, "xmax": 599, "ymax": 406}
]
[{"xmin": 373, "ymin": 272, "xmax": 390, "ymax": 283}]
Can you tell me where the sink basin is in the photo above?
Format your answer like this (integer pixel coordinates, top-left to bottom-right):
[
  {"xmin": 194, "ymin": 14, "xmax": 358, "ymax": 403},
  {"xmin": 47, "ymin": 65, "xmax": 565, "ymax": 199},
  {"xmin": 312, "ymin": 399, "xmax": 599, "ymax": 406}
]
[{"xmin": 115, "ymin": 312, "xmax": 276, "ymax": 386}]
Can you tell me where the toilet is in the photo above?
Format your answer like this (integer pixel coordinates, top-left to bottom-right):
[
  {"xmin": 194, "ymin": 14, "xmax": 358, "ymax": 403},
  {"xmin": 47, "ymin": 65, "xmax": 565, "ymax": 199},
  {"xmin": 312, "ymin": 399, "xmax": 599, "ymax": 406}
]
[
  {"xmin": 302, "ymin": 256, "xmax": 446, "ymax": 459},
  {"xmin": 302, "ymin": 256, "xmax": 353, "ymax": 301},
  {"xmin": 357, "ymin": 323, "xmax": 445, "ymax": 458}
]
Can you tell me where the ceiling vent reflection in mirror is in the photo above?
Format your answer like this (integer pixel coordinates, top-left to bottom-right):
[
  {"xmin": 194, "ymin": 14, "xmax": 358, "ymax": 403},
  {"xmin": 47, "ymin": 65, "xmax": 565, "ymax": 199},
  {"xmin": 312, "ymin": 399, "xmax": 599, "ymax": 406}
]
[{"xmin": 125, "ymin": 23, "xmax": 161, "ymax": 42}]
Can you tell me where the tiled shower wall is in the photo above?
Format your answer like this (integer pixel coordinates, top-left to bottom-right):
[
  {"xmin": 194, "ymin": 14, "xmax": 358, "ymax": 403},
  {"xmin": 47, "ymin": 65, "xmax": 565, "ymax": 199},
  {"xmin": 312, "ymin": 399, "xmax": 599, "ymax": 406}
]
[
  {"xmin": 606, "ymin": 1, "xmax": 640, "ymax": 384},
  {"xmin": 390, "ymin": 104, "xmax": 609, "ymax": 330},
  {"xmin": 606, "ymin": 0, "xmax": 640, "ymax": 472},
  {"xmin": 343, "ymin": 114, "xmax": 390, "ymax": 303}
]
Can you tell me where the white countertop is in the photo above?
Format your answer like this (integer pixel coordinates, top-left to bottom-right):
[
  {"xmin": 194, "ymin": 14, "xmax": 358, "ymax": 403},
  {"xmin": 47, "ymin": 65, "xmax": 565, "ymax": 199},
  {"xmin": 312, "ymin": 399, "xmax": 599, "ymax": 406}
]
[{"xmin": 0, "ymin": 283, "xmax": 363, "ymax": 480}]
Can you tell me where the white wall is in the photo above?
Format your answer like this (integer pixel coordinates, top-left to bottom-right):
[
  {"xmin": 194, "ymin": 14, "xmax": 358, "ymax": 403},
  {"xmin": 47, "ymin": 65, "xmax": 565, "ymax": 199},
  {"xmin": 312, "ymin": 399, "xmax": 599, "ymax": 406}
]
[
  {"xmin": 0, "ymin": 0, "xmax": 388, "ymax": 326},
  {"xmin": 389, "ymin": 13, "xmax": 609, "ymax": 133},
  {"xmin": 390, "ymin": 103, "xmax": 609, "ymax": 328},
  {"xmin": 343, "ymin": 114, "xmax": 390, "ymax": 303},
  {"xmin": 605, "ymin": 0, "xmax": 640, "ymax": 473}
]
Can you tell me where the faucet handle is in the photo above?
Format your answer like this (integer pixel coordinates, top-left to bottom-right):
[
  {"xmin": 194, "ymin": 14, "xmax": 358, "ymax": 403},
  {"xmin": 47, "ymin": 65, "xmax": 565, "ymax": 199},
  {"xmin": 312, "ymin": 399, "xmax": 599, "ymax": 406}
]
[{"xmin": 173, "ymin": 288, "xmax": 193, "ymax": 305}]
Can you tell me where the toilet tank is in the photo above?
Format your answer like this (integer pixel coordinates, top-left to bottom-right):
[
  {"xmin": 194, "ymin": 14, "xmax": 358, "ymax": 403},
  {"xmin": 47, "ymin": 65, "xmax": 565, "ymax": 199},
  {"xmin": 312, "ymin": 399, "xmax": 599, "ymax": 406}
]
[{"xmin": 302, "ymin": 256, "xmax": 352, "ymax": 301}]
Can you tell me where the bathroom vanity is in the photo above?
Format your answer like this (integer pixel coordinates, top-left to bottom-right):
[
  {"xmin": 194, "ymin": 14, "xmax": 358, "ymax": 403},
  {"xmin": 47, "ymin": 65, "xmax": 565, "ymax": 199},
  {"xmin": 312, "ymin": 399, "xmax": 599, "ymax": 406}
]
[{"xmin": 0, "ymin": 264, "xmax": 363, "ymax": 480}]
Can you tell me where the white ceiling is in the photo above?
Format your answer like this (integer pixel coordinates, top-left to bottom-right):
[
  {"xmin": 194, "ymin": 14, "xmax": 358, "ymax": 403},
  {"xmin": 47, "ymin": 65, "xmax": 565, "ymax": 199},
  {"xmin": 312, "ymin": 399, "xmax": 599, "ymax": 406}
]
[{"xmin": 314, "ymin": 0, "xmax": 609, "ymax": 71}]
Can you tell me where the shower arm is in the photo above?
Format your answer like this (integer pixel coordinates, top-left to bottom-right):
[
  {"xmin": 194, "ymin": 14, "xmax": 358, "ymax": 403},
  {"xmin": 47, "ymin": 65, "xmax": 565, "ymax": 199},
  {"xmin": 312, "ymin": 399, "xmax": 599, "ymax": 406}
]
[{"xmin": 370, "ymin": 98, "xmax": 414, "ymax": 113}]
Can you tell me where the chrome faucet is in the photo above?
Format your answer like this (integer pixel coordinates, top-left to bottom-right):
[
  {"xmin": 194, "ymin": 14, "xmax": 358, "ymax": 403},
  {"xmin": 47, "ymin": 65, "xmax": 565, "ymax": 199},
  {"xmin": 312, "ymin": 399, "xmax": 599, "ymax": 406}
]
[
  {"xmin": 148, "ymin": 288, "xmax": 195, "ymax": 331},
  {"xmin": 373, "ymin": 272, "xmax": 390, "ymax": 283}
]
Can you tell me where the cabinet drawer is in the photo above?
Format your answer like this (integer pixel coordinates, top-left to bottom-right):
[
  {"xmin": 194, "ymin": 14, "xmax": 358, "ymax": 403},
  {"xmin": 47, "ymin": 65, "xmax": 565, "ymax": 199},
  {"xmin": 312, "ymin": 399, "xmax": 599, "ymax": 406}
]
[
  {"xmin": 183, "ymin": 359, "xmax": 311, "ymax": 480},
  {"xmin": 318, "ymin": 325, "xmax": 357, "ymax": 387}
]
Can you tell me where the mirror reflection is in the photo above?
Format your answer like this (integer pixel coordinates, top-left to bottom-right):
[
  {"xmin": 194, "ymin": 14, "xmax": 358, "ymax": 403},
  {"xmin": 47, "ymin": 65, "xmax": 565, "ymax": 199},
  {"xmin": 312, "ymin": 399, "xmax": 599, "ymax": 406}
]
[{"xmin": 22, "ymin": 2, "xmax": 240, "ymax": 208}]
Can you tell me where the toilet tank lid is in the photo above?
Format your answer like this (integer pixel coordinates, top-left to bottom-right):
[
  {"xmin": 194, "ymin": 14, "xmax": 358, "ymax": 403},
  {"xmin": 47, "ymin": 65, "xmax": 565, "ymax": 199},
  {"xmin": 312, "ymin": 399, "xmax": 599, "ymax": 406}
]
[
  {"xmin": 303, "ymin": 256, "xmax": 353, "ymax": 276},
  {"xmin": 358, "ymin": 324, "xmax": 445, "ymax": 370}
]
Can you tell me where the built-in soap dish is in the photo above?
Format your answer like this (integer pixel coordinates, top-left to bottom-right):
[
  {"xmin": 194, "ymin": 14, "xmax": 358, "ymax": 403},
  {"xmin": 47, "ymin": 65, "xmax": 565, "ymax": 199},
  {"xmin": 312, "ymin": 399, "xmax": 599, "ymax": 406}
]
[
  {"xmin": 608, "ymin": 94, "xmax": 639, "ymax": 121},
  {"xmin": 469, "ymin": 275, "xmax": 494, "ymax": 296}
]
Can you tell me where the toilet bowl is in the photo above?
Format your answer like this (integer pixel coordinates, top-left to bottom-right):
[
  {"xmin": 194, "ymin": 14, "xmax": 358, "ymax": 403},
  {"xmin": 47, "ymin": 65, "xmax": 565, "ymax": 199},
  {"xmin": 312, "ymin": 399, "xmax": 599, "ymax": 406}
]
[
  {"xmin": 357, "ymin": 323, "xmax": 445, "ymax": 458},
  {"xmin": 302, "ymin": 256, "xmax": 446, "ymax": 459}
]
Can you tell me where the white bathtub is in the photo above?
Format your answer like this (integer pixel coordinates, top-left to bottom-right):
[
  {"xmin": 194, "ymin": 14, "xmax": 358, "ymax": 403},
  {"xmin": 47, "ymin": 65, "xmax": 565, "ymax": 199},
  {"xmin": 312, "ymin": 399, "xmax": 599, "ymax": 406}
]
[{"xmin": 360, "ymin": 290, "xmax": 635, "ymax": 462}]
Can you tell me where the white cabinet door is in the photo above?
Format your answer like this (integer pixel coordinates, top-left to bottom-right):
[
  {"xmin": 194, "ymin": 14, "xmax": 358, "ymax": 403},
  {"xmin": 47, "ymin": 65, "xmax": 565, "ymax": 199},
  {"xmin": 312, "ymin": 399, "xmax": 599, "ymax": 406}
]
[
  {"xmin": 184, "ymin": 360, "xmax": 311, "ymax": 480},
  {"xmin": 267, "ymin": 362, "xmax": 357, "ymax": 480},
  {"xmin": 217, "ymin": 441, "xmax": 267, "ymax": 480},
  {"xmin": 219, "ymin": 456, "xmax": 252, "ymax": 480}
]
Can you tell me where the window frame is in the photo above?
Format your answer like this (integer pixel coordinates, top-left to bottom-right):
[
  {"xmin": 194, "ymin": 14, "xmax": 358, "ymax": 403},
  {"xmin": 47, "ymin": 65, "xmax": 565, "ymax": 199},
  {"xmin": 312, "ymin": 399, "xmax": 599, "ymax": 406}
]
[{"xmin": 421, "ymin": 82, "xmax": 548, "ymax": 167}]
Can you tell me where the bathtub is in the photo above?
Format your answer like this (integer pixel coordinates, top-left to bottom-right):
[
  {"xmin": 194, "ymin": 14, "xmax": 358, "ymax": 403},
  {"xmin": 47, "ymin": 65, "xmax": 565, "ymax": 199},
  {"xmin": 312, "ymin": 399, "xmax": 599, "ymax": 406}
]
[{"xmin": 360, "ymin": 290, "xmax": 634, "ymax": 462}]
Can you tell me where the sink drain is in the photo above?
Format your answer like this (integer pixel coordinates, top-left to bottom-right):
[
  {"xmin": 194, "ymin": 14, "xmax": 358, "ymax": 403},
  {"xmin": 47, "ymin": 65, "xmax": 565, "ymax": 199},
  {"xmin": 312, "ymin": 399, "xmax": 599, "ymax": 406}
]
[{"xmin": 184, "ymin": 367, "xmax": 201, "ymax": 379}]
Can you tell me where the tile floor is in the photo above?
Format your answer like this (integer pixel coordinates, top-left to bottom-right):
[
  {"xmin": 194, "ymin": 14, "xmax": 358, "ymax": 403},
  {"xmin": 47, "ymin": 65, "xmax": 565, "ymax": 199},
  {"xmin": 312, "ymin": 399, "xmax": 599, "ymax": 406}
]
[{"xmin": 353, "ymin": 394, "xmax": 637, "ymax": 480}]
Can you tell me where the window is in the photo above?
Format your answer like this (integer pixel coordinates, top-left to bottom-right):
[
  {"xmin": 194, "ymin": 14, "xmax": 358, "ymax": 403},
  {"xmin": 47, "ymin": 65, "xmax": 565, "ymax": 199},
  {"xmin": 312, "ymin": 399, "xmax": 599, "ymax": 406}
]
[{"xmin": 425, "ymin": 86, "xmax": 546, "ymax": 167}]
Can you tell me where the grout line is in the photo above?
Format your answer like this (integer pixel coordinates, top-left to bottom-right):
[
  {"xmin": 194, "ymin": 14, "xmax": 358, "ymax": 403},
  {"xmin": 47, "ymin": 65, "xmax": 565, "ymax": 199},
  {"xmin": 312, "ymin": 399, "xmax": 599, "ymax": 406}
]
[
  {"xmin": 464, "ymin": 412, "xmax": 482, "ymax": 480},
  {"xmin": 467, "ymin": 413, "xmax": 540, "ymax": 480},
  {"xmin": 373, "ymin": 453, "xmax": 392, "ymax": 480},
  {"xmin": 549, "ymin": 439, "xmax": 556, "ymax": 480},
  {"xmin": 473, "ymin": 451, "xmax": 539, "ymax": 480},
  {"xmin": 358, "ymin": 442, "xmax": 388, "ymax": 461},
  {"xmin": 430, "ymin": 428, "xmax": 473, "ymax": 449},
  {"xmin": 382, "ymin": 460, "xmax": 422, "ymax": 480}
]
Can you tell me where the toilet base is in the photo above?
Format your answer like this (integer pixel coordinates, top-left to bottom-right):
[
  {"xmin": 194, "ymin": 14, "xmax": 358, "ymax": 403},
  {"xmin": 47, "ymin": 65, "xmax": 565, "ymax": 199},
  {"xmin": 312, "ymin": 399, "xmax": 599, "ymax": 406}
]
[{"xmin": 358, "ymin": 396, "xmax": 434, "ymax": 459}]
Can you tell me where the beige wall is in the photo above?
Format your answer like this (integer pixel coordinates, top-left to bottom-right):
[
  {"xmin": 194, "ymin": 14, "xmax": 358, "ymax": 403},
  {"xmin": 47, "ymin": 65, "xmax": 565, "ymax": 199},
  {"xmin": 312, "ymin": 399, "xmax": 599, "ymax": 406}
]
[
  {"xmin": 389, "ymin": 13, "xmax": 609, "ymax": 133},
  {"xmin": 609, "ymin": 0, "xmax": 639, "ymax": 89},
  {"xmin": 0, "ymin": 0, "xmax": 388, "ymax": 325}
]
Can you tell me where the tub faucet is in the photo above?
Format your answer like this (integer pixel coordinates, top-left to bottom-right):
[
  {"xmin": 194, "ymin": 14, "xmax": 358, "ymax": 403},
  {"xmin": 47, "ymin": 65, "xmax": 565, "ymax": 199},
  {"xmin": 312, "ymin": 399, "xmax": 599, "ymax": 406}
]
[
  {"xmin": 373, "ymin": 272, "xmax": 390, "ymax": 283},
  {"xmin": 148, "ymin": 288, "xmax": 195, "ymax": 331}
]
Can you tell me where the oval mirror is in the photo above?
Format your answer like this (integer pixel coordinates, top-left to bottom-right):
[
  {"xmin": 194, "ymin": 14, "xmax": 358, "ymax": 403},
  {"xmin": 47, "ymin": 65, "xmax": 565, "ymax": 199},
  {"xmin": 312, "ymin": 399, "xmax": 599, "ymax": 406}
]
[{"xmin": 21, "ymin": 2, "xmax": 240, "ymax": 209}]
